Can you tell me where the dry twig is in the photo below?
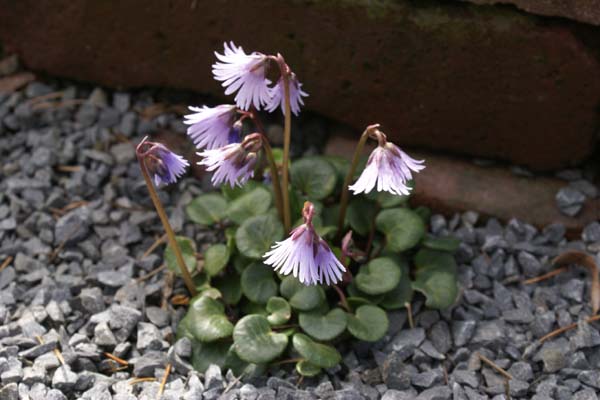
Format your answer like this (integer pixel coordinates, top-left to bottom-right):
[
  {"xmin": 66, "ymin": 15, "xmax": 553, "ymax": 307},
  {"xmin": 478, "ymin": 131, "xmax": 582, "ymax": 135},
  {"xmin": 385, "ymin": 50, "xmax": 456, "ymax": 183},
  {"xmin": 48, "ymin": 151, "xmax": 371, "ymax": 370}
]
[{"xmin": 157, "ymin": 363, "xmax": 171, "ymax": 399}]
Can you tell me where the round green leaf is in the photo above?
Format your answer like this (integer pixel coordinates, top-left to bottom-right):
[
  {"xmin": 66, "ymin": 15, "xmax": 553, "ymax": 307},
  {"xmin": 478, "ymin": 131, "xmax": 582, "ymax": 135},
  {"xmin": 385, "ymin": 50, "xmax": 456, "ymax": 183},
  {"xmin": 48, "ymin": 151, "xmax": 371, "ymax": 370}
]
[
  {"xmin": 241, "ymin": 262, "xmax": 278, "ymax": 304},
  {"xmin": 212, "ymin": 274, "xmax": 242, "ymax": 305},
  {"xmin": 414, "ymin": 248, "xmax": 457, "ymax": 275},
  {"xmin": 186, "ymin": 193, "xmax": 228, "ymax": 225},
  {"xmin": 221, "ymin": 180, "xmax": 259, "ymax": 201},
  {"xmin": 355, "ymin": 257, "xmax": 402, "ymax": 295},
  {"xmin": 236, "ymin": 214, "xmax": 284, "ymax": 259},
  {"xmin": 290, "ymin": 157, "xmax": 337, "ymax": 200},
  {"xmin": 375, "ymin": 208, "xmax": 426, "ymax": 252},
  {"xmin": 164, "ymin": 236, "xmax": 197, "ymax": 276},
  {"xmin": 380, "ymin": 277, "xmax": 414, "ymax": 310},
  {"xmin": 280, "ymin": 276, "xmax": 325, "ymax": 311},
  {"xmin": 413, "ymin": 269, "xmax": 458, "ymax": 310},
  {"xmin": 204, "ymin": 244, "xmax": 230, "ymax": 277},
  {"xmin": 266, "ymin": 297, "xmax": 292, "ymax": 325},
  {"xmin": 347, "ymin": 283, "xmax": 384, "ymax": 304},
  {"xmin": 346, "ymin": 197, "xmax": 378, "ymax": 236},
  {"xmin": 241, "ymin": 301, "xmax": 268, "ymax": 316},
  {"xmin": 233, "ymin": 315, "xmax": 288, "ymax": 363},
  {"xmin": 296, "ymin": 360, "xmax": 321, "ymax": 377},
  {"xmin": 227, "ymin": 186, "xmax": 272, "ymax": 225},
  {"xmin": 187, "ymin": 296, "xmax": 233, "ymax": 342},
  {"xmin": 422, "ymin": 235, "xmax": 461, "ymax": 253},
  {"xmin": 191, "ymin": 340, "xmax": 230, "ymax": 373},
  {"xmin": 347, "ymin": 305, "xmax": 388, "ymax": 342},
  {"xmin": 299, "ymin": 308, "xmax": 347, "ymax": 341},
  {"xmin": 347, "ymin": 297, "xmax": 373, "ymax": 308},
  {"xmin": 292, "ymin": 333, "xmax": 341, "ymax": 368}
]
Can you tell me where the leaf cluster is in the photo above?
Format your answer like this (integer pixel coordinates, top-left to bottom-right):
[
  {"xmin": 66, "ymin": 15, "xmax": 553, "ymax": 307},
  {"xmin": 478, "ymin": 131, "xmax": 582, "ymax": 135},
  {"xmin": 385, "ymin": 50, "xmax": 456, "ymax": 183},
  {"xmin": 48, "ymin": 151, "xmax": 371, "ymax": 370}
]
[{"xmin": 169, "ymin": 155, "xmax": 459, "ymax": 376}]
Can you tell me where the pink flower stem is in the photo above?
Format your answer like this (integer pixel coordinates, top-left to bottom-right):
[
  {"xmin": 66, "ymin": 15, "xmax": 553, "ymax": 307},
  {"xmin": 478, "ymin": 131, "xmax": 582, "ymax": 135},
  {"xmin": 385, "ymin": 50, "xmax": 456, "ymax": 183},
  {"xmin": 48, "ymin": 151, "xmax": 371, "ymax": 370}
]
[
  {"xmin": 336, "ymin": 124, "xmax": 381, "ymax": 238},
  {"xmin": 332, "ymin": 285, "xmax": 351, "ymax": 312},
  {"xmin": 272, "ymin": 54, "xmax": 293, "ymax": 233},
  {"xmin": 260, "ymin": 135, "xmax": 285, "ymax": 222},
  {"xmin": 136, "ymin": 148, "xmax": 197, "ymax": 296}
]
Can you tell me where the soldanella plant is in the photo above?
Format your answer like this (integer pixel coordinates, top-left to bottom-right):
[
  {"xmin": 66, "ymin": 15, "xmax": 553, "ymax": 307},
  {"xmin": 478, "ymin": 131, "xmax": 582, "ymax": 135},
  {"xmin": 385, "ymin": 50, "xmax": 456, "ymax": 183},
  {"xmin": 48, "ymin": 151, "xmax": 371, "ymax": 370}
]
[{"xmin": 136, "ymin": 41, "xmax": 459, "ymax": 377}]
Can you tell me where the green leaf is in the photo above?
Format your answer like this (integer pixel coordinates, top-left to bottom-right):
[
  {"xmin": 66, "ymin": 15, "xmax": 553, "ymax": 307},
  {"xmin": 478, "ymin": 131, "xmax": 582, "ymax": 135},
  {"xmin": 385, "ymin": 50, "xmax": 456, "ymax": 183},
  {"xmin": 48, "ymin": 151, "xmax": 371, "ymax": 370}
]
[
  {"xmin": 186, "ymin": 193, "xmax": 228, "ymax": 225},
  {"xmin": 266, "ymin": 297, "xmax": 292, "ymax": 325},
  {"xmin": 236, "ymin": 214, "xmax": 284, "ymax": 259},
  {"xmin": 422, "ymin": 235, "xmax": 461, "ymax": 253},
  {"xmin": 280, "ymin": 276, "xmax": 325, "ymax": 311},
  {"xmin": 414, "ymin": 206, "xmax": 431, "ymax": 224},
  {"xmin": 412, "ymin": 268, "xmax": 458, "ymax": 310},
  {"xmin": 347, "ymin": 305, "xmax": 388, "ymax": 342},
  {"xmin": 290, "ymin": 157, "xmax": 337, "ymax": 200},
  {"xmin": 164, "ymin": 236, "xmax": 197, "ymax": 276},
  {"xmin": 346, "ymin": 197, "xmax": 378, "ymax": 236},
  {"xmin": 355, "ymin": 257, "xmax": 402, "ymax": 295},
  {"xmin": 241, "ymin": 262, "xmax": 278, "ymax": 304},
  {"xmin": 299, "ymin": 308, "xmax": 347, "ymax": 341},
  {"xmin": 292, "ymin": 333, "xmax": 341, "ymax": 368},
  {"xmin": 226, "ymin": 186, "xmax": 272, "ymax": 225},
  {"xmin": 204, "ymin": 244, "xmax": 230, "ymax": 277},
  {"xmin": 346, "ymin": 297, "xmax": 373, "ymax": 308},
  {"xmin": 346, "ymin": 283, "xmax": 384, "ymax": 304},
  {"xmin": 186, "ymin": 296, "xmax": 233, "ymax": 342},
  {"xmin": 412, "ymin": 248, "xmax": 458, "ymax": 310},
  {"xmin": 296, "ymin": 360, "xmax": 321, "ymax": 377},
  {"xmin": 375, "ymin": 208, "xmax": 426, "ymax": 252},
  {"xmin": 241, "ymin": 301, "xmax": 268, "ymax": 316},
  {"xmin": 221, "ymin": 180, "xmax": 259, "ymax": 201},
  {"xmin": 414, "ymin": 248, "xmax": 457, "ymax": 275},
  {"xmin": 380, "ymin": 260, "xmax": 414, "ymax": 310},
  {"xmin": 212, "ymin": 273, "xmax": 242, "ymax": 305},
  {"xmin": 233, "ymin": 315, "xmax": 288, "ymax": 363},
  {"xmin": 191, "ymin": 340, "xmax": 231, "ymax": 373}
]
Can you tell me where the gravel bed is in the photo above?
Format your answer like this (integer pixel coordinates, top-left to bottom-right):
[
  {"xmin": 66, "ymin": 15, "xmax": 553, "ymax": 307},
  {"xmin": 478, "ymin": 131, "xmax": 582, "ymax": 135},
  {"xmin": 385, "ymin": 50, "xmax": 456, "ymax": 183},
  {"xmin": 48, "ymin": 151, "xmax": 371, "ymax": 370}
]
[{"xmin": 1, "ymin": 78, "xmax": 600, "ymax": 400}]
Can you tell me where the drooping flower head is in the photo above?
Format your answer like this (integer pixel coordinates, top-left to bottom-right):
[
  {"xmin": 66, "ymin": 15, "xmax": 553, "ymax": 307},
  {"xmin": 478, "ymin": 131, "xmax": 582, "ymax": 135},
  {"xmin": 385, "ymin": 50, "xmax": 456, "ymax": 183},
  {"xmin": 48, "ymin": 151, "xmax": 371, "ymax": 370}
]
[
  {"xmin": 212, "ymin": 41, "xmax": 271, "ymax": 111},
  {"xmin": 197, "ymin": 133, "xmax": 261, "ymax": 188},
  {"xmin": 266, "ymin": 72, "xmax": 308, "ymax": 116},
  {"xmin": 349, "ymin": 127, "xmax": 425, "ymax": 196},
  {"xmin": 264, "ymin": 202, "xmax": 345, "ymax": 286},
  {"xmin": 136, "ymin": 138, "xmax": 189, "ymax": 187},
  {"xmin": 184, "ymin": 104, "xmax": 237, "ymax": 150}
]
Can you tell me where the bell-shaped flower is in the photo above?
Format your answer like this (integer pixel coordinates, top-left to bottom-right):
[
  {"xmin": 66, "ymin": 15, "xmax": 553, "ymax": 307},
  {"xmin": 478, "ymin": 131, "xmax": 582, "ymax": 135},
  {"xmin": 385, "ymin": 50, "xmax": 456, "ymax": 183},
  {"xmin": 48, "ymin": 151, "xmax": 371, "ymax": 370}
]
[
  {"xmin": 349, "ymin": 140, "xmax": 424, "ymax": 196},
  {"xmin": 197, "ymin": 140, "xmax": 257, "ymax": 188},
  {"xmin": 212, "ymin": 41, "xmax": 271, "ymax": 111},
  {"xmin": 266, "ymin": 72, "xmax": 308, "ymax": 116},
  {"xmin": 142, "ymin": 142, "xmax": 189, "ymax": 187},
  {"xmin": 184, "ymin": 104, "xmax": 237, "ymax": 150},
  {"xmin": 264, "ymin": 202, "xmax": 345, "ymax": 286}
]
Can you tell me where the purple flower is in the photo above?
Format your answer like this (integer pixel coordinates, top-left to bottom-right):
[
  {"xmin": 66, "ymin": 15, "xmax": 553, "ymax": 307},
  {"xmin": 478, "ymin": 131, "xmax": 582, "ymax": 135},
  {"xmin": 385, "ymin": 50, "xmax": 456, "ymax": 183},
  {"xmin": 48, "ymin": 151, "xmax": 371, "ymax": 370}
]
[
  {"xmin": 144, "ymin": 143, "xmax": 189, "ymax": 187},
  {"xmin": 349, "ymin": 142, "xmax": 425, "ymax": 196},
  {"xmin": 266, "ymin": 73, "xmax": 308, "ymax": 116},
  {"xmin": 197, "ymin": 143, "xmax": 256, "ymax": 187},
  {"xmin": 184, "ymin": 105, "xmax": 237, "ymax": 150},
  {"xmin": 212, "ymin": 41, "xmax": 271, "ymax": 111},
  {"xmin": 264, "ymin": 202, "xmax": 345, "ymax": 286}
]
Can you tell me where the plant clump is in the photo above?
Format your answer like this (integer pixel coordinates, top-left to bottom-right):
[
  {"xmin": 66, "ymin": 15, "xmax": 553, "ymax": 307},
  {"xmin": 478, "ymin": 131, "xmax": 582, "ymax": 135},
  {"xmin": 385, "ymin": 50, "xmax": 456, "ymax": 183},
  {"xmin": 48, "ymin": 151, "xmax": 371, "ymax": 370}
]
[{"xmin": 134, "ymin": 41, "xmax": 460, "ymax": 377}]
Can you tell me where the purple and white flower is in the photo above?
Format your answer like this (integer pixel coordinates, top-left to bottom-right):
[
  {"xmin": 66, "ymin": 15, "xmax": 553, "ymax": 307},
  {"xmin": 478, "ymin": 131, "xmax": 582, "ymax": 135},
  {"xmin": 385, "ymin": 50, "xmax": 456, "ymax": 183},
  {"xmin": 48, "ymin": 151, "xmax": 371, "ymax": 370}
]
[
  {"xmin": 143, "ymin": 142, "xmax": 189, "ymax": 187},
  {"xmin": 197, "ymin": 143, "xmax": 256, "ymax": 188},
  {"xmin": 264, "ymin": 202, "xmax": 345, "ymax": 286},
  {"xmin": 184, "ymin": 105, "xmax": 237, "ymax": 150},
  {"xmin": 349, "ymin": 141, "xmax": 425, "ymax": 196},
  {"xmin": 212, "ymin": 41, "xmax": 271, "ymax": 111},
  {"xmin": 266, "ymin": 73, "xmax": 308, "ymax": 116}
]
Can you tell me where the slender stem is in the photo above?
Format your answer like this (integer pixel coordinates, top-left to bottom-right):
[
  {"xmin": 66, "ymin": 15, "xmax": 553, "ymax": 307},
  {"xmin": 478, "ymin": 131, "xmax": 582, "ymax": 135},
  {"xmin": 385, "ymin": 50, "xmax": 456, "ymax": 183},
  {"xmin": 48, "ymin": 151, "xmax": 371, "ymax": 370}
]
[
  {"xmin": 333, "ymin": 285, "xmax": 351, "ymax": 312},
  {"xmin": 336, "ymin": 124, "xmax": 379, "ymax": 237},
  {"xmin": 137, "ymin": 155, "xmax": 197, "ymax": 296},
  {"xmin": 275, "ymin": 56, "xmax": 293, "ymax": 232},
  {"xmin": 261, "ymin": 136, "xmax": 285, "ymax": 222}
]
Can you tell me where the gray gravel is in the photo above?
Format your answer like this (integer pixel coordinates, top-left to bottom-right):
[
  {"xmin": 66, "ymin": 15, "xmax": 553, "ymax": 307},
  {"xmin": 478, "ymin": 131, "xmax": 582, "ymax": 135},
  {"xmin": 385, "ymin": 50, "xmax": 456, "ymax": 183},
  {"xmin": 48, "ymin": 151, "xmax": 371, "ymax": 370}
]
[{"xmin": 1, "ymin": 77, "xmax": 600, "ymax": 399}]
